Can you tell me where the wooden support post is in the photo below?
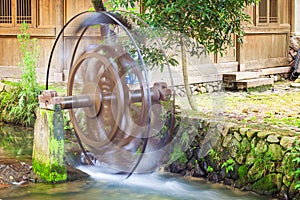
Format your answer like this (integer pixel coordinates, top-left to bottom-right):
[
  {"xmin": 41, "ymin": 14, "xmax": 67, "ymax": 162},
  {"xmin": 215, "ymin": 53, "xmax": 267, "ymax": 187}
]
[
  {"xmin": 32, "ymin": 106, "xmax": 67, "ymax": 182},
  {"xmin": 54, "ymin": 0, "xmax": 65, "ymax": 81}
]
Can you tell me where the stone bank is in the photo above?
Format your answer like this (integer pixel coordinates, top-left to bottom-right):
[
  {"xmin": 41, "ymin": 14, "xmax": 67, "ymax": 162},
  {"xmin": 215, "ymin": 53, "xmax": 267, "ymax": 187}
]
[{"xmin": 167, "ymin": 116, "xmax": 300, "ymax": 200}]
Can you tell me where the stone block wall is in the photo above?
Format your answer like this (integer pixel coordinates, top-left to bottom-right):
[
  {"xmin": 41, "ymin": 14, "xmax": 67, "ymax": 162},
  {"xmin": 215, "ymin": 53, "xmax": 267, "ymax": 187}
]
[
  {"xmin": 168, "ymin": 117, "xmax": 300, "ymax": 199},
  {"xmin": 175, "ymin": 81, "xmax": 223, "ymax": 96}
]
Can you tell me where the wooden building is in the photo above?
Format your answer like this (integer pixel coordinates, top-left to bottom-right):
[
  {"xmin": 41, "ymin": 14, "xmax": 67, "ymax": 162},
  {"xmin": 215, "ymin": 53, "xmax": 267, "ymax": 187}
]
[
  {"xmin": 0, "ymin": 0, "xmax": 93, "ymax": 81},
  {"xmin": 0, "ymin": 0, "xmax": 298, "ymax": 84}
]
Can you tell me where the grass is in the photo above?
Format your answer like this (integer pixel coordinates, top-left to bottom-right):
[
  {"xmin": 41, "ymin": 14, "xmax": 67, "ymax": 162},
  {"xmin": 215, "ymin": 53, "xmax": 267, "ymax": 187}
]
[{"xmin": 176, "ymin": 81, "xmax": 300, "ymax": 134}]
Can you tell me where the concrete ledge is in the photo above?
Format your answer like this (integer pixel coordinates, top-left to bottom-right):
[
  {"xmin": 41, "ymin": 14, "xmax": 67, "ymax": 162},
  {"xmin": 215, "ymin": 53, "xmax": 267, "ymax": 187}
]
[
  {"xmin": 223, "ymin": 71, "xmax": 261, "ymax": 82},
  {"xmin": 258, "ymin": 66, "xmax": 291, "ymax": 75}
]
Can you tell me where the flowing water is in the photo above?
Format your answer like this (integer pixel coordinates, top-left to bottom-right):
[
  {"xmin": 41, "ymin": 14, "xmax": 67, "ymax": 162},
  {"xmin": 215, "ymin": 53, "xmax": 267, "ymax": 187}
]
[{"xmin": 0, "ymin": 124, "xmax": 270, "ymax": 200}]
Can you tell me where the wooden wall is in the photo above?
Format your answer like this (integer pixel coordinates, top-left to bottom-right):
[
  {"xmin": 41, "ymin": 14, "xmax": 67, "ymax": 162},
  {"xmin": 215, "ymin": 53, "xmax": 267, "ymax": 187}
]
[
  {"xmin": 0, "ymin": 0, "xmax": 56, "ymax": 68},
  {"xmin": 65, "ymin": 0, "xmax": 92, "ymax": 22},
  {"xmin": 37, "ymin": 0, "xmax": 56, "ymax": 28},
  {"xmin": 239, "ymin": 32, "xmax": 289, "ymax": 71},
  {"xmin": 237, "ymin": 0, "xmax": 290, "ymax": 71},
  {"xmin": 0, "ymin": 0, "xmax": 294, "ymax": 77},
  {"xmin": 0, "ymin": 0, "xmax": 93, "ymax": 70}
]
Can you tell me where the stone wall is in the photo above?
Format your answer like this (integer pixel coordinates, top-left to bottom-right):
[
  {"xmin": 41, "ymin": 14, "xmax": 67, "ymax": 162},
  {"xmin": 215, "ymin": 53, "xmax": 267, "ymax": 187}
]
[
  {"xmin": 167, "ymin": 117, "xmax": 300, "ymax": 200},
  {"xmin": 175, "ymin": 81, "xmax": 223, "ymax": 96}
]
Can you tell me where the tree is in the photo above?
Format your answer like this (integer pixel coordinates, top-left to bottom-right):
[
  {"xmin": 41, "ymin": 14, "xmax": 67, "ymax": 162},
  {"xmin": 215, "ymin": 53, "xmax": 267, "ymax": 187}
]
[{"xmin": 103, "ymin": 0, "xmax": 260, "ymax": 110}]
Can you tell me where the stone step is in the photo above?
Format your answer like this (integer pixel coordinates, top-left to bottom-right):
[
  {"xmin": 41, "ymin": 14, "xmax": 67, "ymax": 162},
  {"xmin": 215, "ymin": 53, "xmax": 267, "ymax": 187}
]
[
  {"xmin": 236, "ymin": 77, "xmax": 274, "ymax": 90},
  {"xmin": 258, "ymin": 66, "xmax": 291, "ymax": 75},
  {"xmin": 223, "ymin": 71, "xmax": 261, "ymax": 82}
]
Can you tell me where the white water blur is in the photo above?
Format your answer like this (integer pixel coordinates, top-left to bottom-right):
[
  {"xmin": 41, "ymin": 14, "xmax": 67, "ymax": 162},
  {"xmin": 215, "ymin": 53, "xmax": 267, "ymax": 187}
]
[{"xmin": 78, "ymin": 166, "xmax": 267, "ymax": 200}]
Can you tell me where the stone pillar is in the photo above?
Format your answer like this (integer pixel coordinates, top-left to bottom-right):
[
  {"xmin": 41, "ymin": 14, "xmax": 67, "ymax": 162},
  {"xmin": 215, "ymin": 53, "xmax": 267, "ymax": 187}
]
[{"xmin": 32, "ymin": 106, "xmax": 67, "ymax": 182}]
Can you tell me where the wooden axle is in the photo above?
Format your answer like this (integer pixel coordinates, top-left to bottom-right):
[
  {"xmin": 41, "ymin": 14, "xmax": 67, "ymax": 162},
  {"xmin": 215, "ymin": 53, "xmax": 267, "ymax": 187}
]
[{"xmin": 38, "ymin": 82, "xmax": 171, "ymax": 110}]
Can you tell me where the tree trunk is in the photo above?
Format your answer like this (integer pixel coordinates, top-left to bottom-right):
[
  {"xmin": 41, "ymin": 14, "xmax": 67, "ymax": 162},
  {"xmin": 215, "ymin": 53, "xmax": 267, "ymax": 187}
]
[
  {"xmin": 180, "ymin": 35, "xmax": 199, "ymax": 111},
  {"xmin": 92, "ymin": 0, "xmax": 105, "ymax": 11}
]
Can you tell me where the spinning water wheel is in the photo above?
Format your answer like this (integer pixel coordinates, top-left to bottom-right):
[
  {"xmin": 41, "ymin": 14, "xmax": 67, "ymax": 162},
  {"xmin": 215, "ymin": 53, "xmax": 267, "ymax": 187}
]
[{"xmin": 42, "ymin": 11, "xmax": 175, "ymax": 176}]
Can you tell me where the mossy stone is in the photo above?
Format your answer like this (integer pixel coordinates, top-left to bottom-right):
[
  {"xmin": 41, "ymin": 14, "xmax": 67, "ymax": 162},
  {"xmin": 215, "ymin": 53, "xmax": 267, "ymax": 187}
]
[
  {"xmin": 246, "ymin": 129, "xmax": 258, "ymax": 139},
  {"xmin": 239, "ymin": 127, "xmax": 249, "ymax": 136},
  {"xmin": 254, "ymin": 139, "xmax": 268, "ymax": 155},
  {"xmin": 280, "ymin": 136, "xmax": 297, "ymax": 149},
  {"xmin": 228, "ymin": 138, "xmax": 240, "ymax": 158},
  {"xmin": 267, "ymin": 144, "xmax": 283, "ymax": 161},
  {"xmin": 233, "ymin": 131, "xmax": 242, "ymax": 142},
  {"xmin": 238, "ymin": 165, "xmax": 248, "ymax": 184},
  {"xmin": 222, "ymin": 134, "xmax": 233, "ymax": 148},
  {"xmin": 252, "ymin": 173, "xmax": 281, "ymax": 195},
  {"xmin": 247, "ymin": 160, "xmax": 264, "ymax": 183},
  {"xmin": 267, "ymin": 134, "xmax": 280, "ymax": 143},
  {"xmin": 257, "ymin": 131, "xmax": 270, "ymax": 139}
]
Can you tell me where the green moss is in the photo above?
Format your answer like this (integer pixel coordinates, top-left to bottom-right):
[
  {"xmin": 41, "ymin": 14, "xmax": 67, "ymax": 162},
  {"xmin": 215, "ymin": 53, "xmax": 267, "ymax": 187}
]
[
  {"xmin": 246, "ymin": 85, "xmax": 271, "ymax": 93},
  {"xmin": 252, "ymin": 173, "xmax": 279, "ymax": 194},
  {"xmin": 32, "ymin": 108, "xmax": 66, "ymax": 183},
  {"xmin": 32, "ymin": 159, "xmax": 67, "ymax": 183},
  {"xmin": 238, "ymin": 165, "xmax": 248, "ymax": 183}
]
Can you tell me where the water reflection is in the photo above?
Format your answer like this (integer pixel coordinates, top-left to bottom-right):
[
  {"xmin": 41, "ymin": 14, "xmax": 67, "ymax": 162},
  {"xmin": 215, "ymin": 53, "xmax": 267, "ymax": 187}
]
[
  {"xmin": 0, "ymin": 124, "xmax": 33, "ymax": 161},
  {"xmin": 0, "ymin": 124, "xmax": 270, "ymax": 200}
]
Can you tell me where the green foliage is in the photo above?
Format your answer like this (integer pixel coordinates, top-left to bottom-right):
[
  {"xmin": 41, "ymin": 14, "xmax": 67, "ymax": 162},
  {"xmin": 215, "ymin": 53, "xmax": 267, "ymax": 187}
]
[
  {"xmin": 110, "ymin": 0, "xmax": 260, "ymax": 111},
  {"xmin": 221, "ymin": 158, "xmax": 235, "ymax": 174},
  {"xmin": 110, "ymin": 0, "xmax": 260, "ymax": 55},
  {"xmin": 62, "ymin": 110, "xmax": 72, "ymax": 131},
  {"xmin": 207, "ymin": 165, "xmax": 214, "ymax": 173},
  {"xmin": 0, "ymin": 22, "xmax": 41, "ymax": 126},
  {"xmin": 289, "ymin": 141, "xmax": 300, "ymax": 191},
  {"xmin": 250, "ymin": 142, "xmax": 274, "ymax": 174},
  {"xmin": 208, "ymin": 148, "xmax": 220, "ymax": 162}
]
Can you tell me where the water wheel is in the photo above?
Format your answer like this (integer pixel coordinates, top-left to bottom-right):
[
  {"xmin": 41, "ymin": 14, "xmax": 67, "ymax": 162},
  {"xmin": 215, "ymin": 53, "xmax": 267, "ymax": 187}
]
[{"xmin": 44, "ymin": 11, "xmax": 175, "ymax": 176}]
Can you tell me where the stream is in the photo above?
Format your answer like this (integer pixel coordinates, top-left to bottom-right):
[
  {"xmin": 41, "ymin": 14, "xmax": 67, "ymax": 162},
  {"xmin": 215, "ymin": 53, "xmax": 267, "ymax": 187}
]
[{"xmin": 0, "ymin": 124, "xmax": 270, "ymax": 200}]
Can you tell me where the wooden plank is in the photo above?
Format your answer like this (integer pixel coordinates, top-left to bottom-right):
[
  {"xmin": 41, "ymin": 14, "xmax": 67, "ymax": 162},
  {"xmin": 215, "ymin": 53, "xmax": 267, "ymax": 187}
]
[
  {"xmin": 37, "ymin": 0, "xmax": 57, "ymax": 28},
  {"xmin": 55, "ymin": 0, "xmax": 64, "ymax": 72},
  {"xmin": 0, "ymin": 38, "xmax": 2, "ymax": 65},
  {"xmin": 244, "ymin": 25, "xmax": 290, "ymax": 34},
  {"xmin": 65, "ymin": 0, "xmax": 92, "ymax": 22},
  {"xmin": 2, "ymin": 38, "xmax": 20, "ymax": 66},
  {"xmin": 279, "ymin": 0, "xmax": 289, "ymax": 24},
  {"xmin": 0, "ymin": 27, "xmax": 56, "ymax": 36},
  {"xmin": 37, "ymin": 38, "xmax": 54, "ymax": 68},
  {"xmin": 239, "ymin": 33, "xmax": 289, "ymax": 71},
  {"xmin": 32, "ymin": 0, "xmax": 37, "ymax": 27},
  {"xmin": 0, "ymin": 36, "xmax": 54, "ymax": 68},
  {"xmin": 242, "ymin": 57, "xmax": 288, "ymax": 71}
]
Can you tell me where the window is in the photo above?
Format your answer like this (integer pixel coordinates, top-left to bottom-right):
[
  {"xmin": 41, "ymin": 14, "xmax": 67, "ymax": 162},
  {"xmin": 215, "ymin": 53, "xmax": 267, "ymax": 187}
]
[
  {"xmin": 17, "ymin": 0, "xmax": 32, "ymax": 24},
  {"xmin": 257, "ymin": 0, "xmax": 278, "ymax": 24},
  {"xmin": 0, "ymin": 0, "xmax": 32, "ymax": 26},
  {"xmin": 0, "ymin": 0, "xmax": 12, "ymax": 24}
]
